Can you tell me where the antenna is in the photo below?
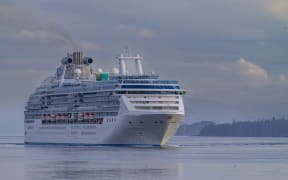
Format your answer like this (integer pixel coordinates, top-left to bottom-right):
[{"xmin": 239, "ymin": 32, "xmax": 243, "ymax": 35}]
[
  {"xmin": 116, "ymin": 47, "xmax": 144, "ymax": 76},
  {"xmin": 124, "ymin": 46, "xmax": 131, "ymax": 57}
]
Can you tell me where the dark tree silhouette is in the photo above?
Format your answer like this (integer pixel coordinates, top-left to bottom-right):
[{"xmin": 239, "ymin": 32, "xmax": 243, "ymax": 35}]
[{"xmin": 200, "ymin": 118, "xmax": 288, "ymax": 137}]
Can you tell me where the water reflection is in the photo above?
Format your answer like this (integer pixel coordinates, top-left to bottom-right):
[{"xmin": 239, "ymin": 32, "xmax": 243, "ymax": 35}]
[
  {"xmin": 2, "ymin": 137, "xmax": 288, "ymax": 180},
  {"xmin": 25, "ymin": 146, "xmax": 179, "ymax": 180}
]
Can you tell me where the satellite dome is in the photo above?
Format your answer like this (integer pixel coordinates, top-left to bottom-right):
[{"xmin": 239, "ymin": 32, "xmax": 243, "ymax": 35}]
[
  {"xmin": 97, "ymin": 68, "xmax": 103, "ymax": 73},
  {"xmin": 112, "ymin": 68, "xmax": 119, "ymax": 75},
  {"xmin": 74, "ymin": 68, "xmax": 82, "ymax": 78}
]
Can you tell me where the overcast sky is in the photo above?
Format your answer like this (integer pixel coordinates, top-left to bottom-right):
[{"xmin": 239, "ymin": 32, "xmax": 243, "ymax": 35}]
[{"xmin": 0, "ymin": 0, "xmax": 288, "ymax": 135}]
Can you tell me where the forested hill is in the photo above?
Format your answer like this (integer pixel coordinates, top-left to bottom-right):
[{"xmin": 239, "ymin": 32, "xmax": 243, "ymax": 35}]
[{"xmin": 200, "ymin": 118, "xmax": 288, "ymax": 137}]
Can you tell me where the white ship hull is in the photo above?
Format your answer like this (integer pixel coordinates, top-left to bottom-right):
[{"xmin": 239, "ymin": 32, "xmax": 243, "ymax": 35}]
[{"xmin": 25, "ymin": 113, "xmax": 183, "ymax": 146}]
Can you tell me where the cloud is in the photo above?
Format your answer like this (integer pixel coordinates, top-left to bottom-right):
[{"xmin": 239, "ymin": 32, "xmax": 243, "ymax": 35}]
[
  {"xmin": 136, "ymin": 28, "xmax": 156, "ymax": 39},
  {"xmin": 118, "ymin": 24, "xmax": 129, "ymax": 30},
  {"xmin": 0, "ymin": 3, "xmax": 100, "ymax": 53},
  {"xmin": 15, "ymin": 29, "xmax": 63, "ymax": 41},
  {"xmin": 243, "ymin": 0, "xmax": 288, "ymax": 23},
  {"xmin": 80, "ymin": 41, "xmax": 103, "ymax": 51},
  {"xmin": 237, "ymin": 58, "xmax": 269, "ymax": 80},
  {"xmin": 12, "ymin": 29, "xmax": 104, "ymax": 52},
  {"xmin": 219, "ymin": 58, "xmax": 269, "ymax": 84},
  {"xmin": 279, "ymin": 73, "xmax": 287, "ymax": 81},
  {"xmin": 0, "ymin": 5, "xmax": 32, "ymax": 25},
  {"xmin": 265, "ymin": 0, "xmax": 288, "ymax": 22},
  {"xmin": 117, "ymin": 24, "xmax": 156, "ymax": 39},
  {"xmin": 12, "ymin": 29, "xmax": 81, "ymax": 49},
  {"xmin": 219, "ymin": 58, "xmax": 288, "ymax": 87}
]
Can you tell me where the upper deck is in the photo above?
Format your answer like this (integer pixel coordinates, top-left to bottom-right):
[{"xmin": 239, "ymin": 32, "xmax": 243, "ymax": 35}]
[
  {"xmin": 34, "ymin": 50, "xmax": 185, "ymax": 95},
  {"xmin": 25, "ymin": 50, "xmax": 186, "ymax": 115}
]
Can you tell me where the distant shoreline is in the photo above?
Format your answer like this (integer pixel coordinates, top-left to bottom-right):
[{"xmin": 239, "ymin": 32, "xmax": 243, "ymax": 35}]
[{"xmin": 176, "ymin": 118, "xmax": 288, "ymax": 137}]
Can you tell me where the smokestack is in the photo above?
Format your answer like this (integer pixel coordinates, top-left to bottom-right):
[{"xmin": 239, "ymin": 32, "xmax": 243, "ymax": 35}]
[{"xmin": 73, "ymin": 51, "xmax": 83, "ymax": 65}]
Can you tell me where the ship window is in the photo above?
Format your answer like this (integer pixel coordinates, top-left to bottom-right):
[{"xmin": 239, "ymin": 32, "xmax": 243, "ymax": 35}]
[
  {"xmin": 41, "ymin": 116, "xmax": 104, "ymax": 125},
  {"xmin": 25, "ymin": 120, "xmax": 35, "ymax": 123},
  {"xmin": 135, "ymin": 106, "xmax": 150, "ymax": 110},
  {"xmin": 123, "ymin": 91, "xmax": 185, "ymax": 95},
  {"xmin": 135, "ymin": 106, "xmax": 179, "ymax": 110},
  {"xmin": 121, "ymin": 80, "xmax": 178, "ymax": 84},
  {"xmin": 121, "ymin": 85, "xmax": 180, "ymax": 89}
]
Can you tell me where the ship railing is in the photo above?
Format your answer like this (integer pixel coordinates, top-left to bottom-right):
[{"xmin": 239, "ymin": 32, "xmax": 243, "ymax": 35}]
[
  {"xmin": 117, "ymin": 79, "xmax": 178, "ymax": 84},
  {"xmin": 110, "ymin": 74, "xmax": 159, "ymax": 80}
]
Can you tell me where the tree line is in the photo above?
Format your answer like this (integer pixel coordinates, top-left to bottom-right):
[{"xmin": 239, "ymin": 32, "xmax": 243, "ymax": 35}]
[{"xmin": 200, "ymin": 117, "xmax": 288, "ymax": 137}]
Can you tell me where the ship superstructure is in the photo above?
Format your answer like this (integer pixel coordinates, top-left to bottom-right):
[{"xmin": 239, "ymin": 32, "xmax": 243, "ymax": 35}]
[{"xmin": 24, "ymin": 50, "xmax": 186, "ymax": 146}]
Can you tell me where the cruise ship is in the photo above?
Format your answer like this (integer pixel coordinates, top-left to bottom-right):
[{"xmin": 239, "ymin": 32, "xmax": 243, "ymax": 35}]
[{"xmin": 24, "ymin": 50, "xmax": 186, "ymax": 146}]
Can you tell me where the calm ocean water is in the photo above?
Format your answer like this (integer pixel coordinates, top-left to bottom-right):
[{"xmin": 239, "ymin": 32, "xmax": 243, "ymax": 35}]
[{"xmin": 0, "ymin": 136, "xmax": 288, "ymax": 180}]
